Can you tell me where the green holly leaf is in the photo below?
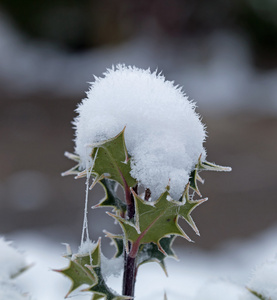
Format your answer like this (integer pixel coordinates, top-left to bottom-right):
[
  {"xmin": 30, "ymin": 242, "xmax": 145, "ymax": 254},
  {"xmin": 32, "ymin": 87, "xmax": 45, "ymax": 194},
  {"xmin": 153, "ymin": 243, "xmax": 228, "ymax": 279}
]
[
  {"xmin": 93, "ymin": 178, "xmax": 127, "ymax": 215},
  {"xmin": 137, "ymin": 235, "xmax": 177, "ymax": 276},
  {"xmin": 197, "ymin": 155, "xmax": 232, "ymax": 172},
  {"xmin": 247, "ymin": 288, "xmax": 268, "ymax": 300},
  {"xmin": 62, "ymin": 129, "xmax": 137, "ymax": 191},
  {"xmin": 105, "ymin": 231, "xmax": 125, "ymax": 258},
  {"xmin": 55, "ymin": 242, "xmax": 99, "ymax": 297},
  {"xmin": 61, "ymin": 151, "xmax": 83, "ymax": 176},
  {"xmin": 85, "ymin": 265, "xmax": 130, "ymax": 300},
  {"xmin": 56, "ymin": 239, "xmax": 130, "ymax": 300},
  {"xmin": 109, "ymin": 186, "xmax": 207, "ymax": 256},
  {"xmin": 189, "ymin": 155, "xmax": 231, "ymax": 197},
  {"xmin": 87, "ymin": 128, "xmax": 137, "ymax": 189},
  {"xmin": 189, "ymin": 169, "xmax": 204, "ymax": 197}
]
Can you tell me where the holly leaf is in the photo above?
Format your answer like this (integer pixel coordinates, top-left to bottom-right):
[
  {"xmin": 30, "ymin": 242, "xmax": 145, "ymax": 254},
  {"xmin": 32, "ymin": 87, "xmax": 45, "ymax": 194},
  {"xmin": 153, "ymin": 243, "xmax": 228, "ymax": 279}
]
[
  {"xmin": 109, "ymin": 185, "xmax": 207, "ymax": 255},
  {"xmin": 196, "ymin": 155, "xmax": 232, "ymax": 172},
  {"xmin": 105, "ymin": 231, "xmax": 125, "ymax": 258},
  {"xmin": 189, "ymin": 169, "xmax": 204, "ymax": 197},
  {"xmin": 246, "ymin": 288, "xmax": 267, "ymax": 300},
  {"xmin": 189, "ymin": 155, "xmax": 231, "ymax": 196},
  {"xmin": 62, "ymin": 129, "xmax": 137, "ymax": 191},
  {"xmin": 93, "ymin": 178, "xmax": 127, "ymax": 215},
  {"xmin": 87, "ymin": 128, "xmax": 137, "ymax": 189},
  {"xmin": 56, "ymin": 239, "xmax": 130, "ymax": 300},
  {"xmin": 61, "ymin": 152, "xmax": 80, "ymax": 177},
  {"xmin": 137, "ymin": 235, "xmax": 177, "ymax": 276},
  {"xmin": 55, "ymin": 242, "xmax": 99, "ymax": 297}
]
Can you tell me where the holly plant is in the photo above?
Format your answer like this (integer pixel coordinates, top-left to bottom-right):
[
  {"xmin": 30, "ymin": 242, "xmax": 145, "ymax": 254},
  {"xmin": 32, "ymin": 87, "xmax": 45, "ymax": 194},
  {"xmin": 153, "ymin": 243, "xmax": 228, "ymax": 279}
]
[{"xmin": 57, "ymin": 128, "xmax": 231, "ymax": 299}]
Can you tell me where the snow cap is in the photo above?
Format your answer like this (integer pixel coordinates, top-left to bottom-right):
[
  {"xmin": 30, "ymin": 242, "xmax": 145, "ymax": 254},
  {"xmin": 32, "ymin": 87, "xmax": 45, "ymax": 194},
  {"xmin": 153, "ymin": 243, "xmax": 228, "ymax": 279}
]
[{"xmin": 74, "ymin": 65, "xmax": 206, "ymax": 200}]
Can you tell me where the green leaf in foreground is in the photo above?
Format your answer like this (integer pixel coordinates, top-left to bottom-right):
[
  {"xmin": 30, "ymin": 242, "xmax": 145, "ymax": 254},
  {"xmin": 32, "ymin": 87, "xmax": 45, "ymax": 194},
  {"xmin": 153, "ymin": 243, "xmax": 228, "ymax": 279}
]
[
  {"xmin": 56, "ymin": 239, "xmax": 130, "ymax": 300},
  {"xmin": 82, "ymin": 128, "xmax": 137, "ymax": 189},
  {"xmin": 189, "ymin": 155, "xmax": 232, "ymax": 196},
  {"xmin": 93, "ymin": 178, "xmax": 127, "ymax": 215},
  {"xmin": 247, "ymin": 288, "xmax": 268, "ymax": 300},
  {"xmin": 109, "ymin": 185, "xmax": 207, "ymax": 256},
  {"xmin": 62, "ymin": 128, "xmax": 137, "ymax": 191},
  {"xmin": 137, "ymin": 235, "xmax": 177, "ymax": 276}
]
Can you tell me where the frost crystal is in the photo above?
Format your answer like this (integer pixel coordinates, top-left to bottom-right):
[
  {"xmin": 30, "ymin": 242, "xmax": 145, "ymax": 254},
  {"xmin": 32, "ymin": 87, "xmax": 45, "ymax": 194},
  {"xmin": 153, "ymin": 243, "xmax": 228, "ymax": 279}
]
[
  {"xmin": 74, "ymin": 65, "xmax": 206, "ymax": 200},
  {"xmin": 77, "ymin": 239, "xmax": 96, "ymax": 255}
]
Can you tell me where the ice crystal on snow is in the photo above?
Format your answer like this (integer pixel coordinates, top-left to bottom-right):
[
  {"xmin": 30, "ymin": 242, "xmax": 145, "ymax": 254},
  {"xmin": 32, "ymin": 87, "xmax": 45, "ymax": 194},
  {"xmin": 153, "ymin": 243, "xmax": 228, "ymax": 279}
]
[{"xmin": 74, "ymin": 65, "xmax": 206, "ymax": 199}]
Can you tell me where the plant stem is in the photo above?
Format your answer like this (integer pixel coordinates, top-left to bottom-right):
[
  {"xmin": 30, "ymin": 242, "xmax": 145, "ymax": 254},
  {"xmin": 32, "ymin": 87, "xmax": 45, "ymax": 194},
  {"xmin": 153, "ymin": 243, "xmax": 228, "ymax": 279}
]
[
  {"xmin": 122, "ymin": 185, "xmax": 138, "ymax": 297},
  {"xmin": 122, "ymin": 251, "xmax": 136, "ymax": 297}
]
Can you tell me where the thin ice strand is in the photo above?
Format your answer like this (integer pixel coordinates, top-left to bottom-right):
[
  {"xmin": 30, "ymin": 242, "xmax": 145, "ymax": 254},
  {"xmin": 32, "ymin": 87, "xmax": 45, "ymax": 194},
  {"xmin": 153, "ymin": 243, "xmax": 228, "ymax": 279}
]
[
  {"xmin": 80, "ymin": 160, "xmax": 91, "ymax": 245},
  {"xmin": 80, "ymin": 146, "xmax": 98, "ymax": 245}
]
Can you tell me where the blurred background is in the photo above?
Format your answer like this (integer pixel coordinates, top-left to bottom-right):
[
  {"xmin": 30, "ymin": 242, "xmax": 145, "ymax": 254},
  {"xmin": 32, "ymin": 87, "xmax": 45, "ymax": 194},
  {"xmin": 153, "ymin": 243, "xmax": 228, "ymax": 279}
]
[{"xmin": 0, "ymin": 0, "xmax": 277, "ymax": 255}]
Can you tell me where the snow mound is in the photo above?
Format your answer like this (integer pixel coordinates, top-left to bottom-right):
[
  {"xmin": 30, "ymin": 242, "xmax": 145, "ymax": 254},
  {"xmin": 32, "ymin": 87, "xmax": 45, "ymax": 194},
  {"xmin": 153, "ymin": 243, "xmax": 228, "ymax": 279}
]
[
  {"xmin": 0, "ymin": 237, "xmax": 27, "ymax": 280},
  {"xmin": 247, "ymin": 257, "xmax": 277, "ymax": 300},
  {"xmin": 193, "ymin": 279, "xmax": 246, "ymax": 300},
  {"xmin": 74, "ymin": 64, "xmax": 206, "ymax": 200}
]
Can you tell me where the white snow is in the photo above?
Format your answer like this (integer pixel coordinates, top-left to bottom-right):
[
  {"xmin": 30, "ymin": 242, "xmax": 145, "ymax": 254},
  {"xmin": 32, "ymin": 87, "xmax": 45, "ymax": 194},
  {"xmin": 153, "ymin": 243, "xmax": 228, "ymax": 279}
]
[
  {"xmin": 193, "ymin": 279, "xmax": 246, "ymax": 300},
  {"xmin": 74, "ymin": 65, "xmax": 206, "ymax": 200},
  {"xmin": 0, "ymin": 237, "xmax": 27, "ymax": 280},
  {"xmin": 101, "ymin": 254, "xmax": 124, "ymax": 280},
  {"xmin": 5, "ymin": 224, "xmax": 277, "ymax": 300},
  {"xmin": 0, "ymin": 238, "xmax": 30, "ymax": 300},
  {"xmin": 247, "ymin": 257, "xmax": 277, "ymax": 300},
  {"xmin": 77, "ymin": 239, "xmax": 96, "ymax": 256},
  {"xmin": 0, "ymin": 281, "xmax": 31, "ymax": 300}
]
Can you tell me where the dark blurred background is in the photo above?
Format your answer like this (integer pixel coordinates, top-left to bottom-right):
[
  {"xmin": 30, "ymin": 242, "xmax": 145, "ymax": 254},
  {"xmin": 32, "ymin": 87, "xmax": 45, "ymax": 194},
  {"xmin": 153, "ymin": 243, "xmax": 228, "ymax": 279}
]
[{"xmin": 0, "ymin": 0, "xmax": 277, "ymax": 253}]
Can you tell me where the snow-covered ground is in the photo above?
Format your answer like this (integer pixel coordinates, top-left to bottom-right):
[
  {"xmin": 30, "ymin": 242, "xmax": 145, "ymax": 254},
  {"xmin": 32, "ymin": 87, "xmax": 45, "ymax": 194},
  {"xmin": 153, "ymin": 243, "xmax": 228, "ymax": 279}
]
[{"xmin": 4, "ymin": 224, "xmax": 277, "ymax": 300}]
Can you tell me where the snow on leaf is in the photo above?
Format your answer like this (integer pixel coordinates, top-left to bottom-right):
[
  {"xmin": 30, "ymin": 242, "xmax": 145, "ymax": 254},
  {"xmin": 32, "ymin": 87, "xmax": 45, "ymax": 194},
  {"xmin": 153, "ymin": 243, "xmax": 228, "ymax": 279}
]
[
  {"xmin": 62, "ymin": 129, "xmax": 137, "ymax": 192},
  {"xmin": 74, "ymin": 65, "xmax": 207, "ymax": 199}
]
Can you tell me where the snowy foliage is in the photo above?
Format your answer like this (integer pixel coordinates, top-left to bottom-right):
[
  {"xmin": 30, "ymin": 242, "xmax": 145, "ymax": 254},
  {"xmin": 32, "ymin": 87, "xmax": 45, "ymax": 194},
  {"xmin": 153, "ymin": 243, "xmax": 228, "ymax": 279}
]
[
  {"xmin": 74, "ymin": 64, "xmax": 206, "ymax": 199},
  {"xmin": 0, "ymin": 237, "xmax": 27, "ymax": 280},
  {"xmin": 247, "ymin": 257, "xmax": 277, "ymax": 300},
  {"xmin": 0, "ymin": 281, "xmax": 30, "ymax": 300},
  {"xmin": 0, "ymin": 238, "xmax": 31, "ymax": 300}
]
